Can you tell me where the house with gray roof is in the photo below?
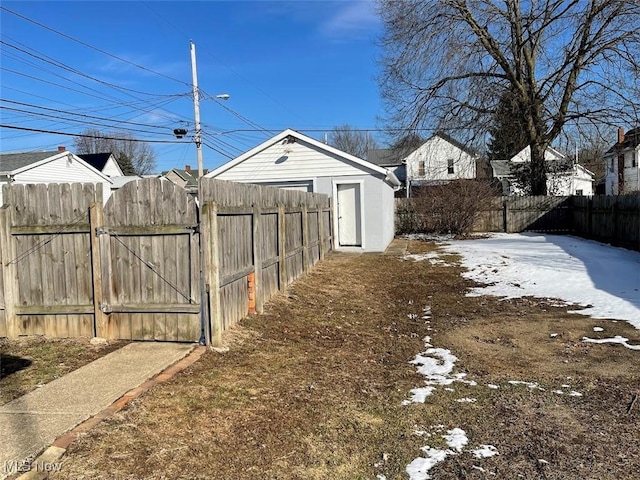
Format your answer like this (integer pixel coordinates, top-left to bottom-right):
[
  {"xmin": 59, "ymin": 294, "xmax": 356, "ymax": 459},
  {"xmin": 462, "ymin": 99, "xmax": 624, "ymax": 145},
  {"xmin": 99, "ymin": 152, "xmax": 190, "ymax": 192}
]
[{"xmin": 0, "ymin": 147, "xmax": 112, "ymax": 205}]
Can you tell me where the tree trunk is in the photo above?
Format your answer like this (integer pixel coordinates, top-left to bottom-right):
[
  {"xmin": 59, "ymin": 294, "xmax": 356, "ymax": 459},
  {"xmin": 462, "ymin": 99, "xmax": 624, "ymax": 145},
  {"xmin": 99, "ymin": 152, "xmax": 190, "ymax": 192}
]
[{"xmin": 529, "ymin": 143, "xmax": 548, "ymax": 195}]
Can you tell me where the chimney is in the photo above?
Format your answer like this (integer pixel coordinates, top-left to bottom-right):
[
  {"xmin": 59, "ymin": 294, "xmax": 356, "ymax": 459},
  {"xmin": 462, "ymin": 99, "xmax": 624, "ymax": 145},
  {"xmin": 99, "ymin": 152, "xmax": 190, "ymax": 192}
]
[
  {"xmin": 58, "ymin": 146, "xmax": 66, "ymax": 152},
  {"xmin": 185, "ymin": 164, "xmax": 191, "ymax": 174},
  {"xmin": 618, "ymin": 127, "xmax": 625, "ymax": 145}
]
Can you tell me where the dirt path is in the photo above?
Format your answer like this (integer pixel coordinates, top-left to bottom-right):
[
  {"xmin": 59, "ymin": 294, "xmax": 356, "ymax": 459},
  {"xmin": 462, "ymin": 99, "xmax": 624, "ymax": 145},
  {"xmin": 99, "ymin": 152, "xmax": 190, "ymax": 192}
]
[{"xmin": 50, "ymin": 241, "xmax": 640, "ymax": 480}]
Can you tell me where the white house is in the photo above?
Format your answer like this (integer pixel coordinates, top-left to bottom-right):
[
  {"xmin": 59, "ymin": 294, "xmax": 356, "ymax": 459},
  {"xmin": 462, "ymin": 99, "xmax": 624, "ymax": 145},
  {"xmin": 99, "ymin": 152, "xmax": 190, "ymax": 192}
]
[
  {"xmin": 491, "ymin": 145, "xmax": 594, "ymax": 196},
  {"xmin": 206, "ymin": 129, "xmax": 401, "ymax": 252},
  {"xmin": 604, "ymin": 127, "xmax": 640, "ymax": 195},
  {"xmin": 77, "ymin": 152, "xmax": 124, "ymax": 177},
  {"xmin": 0, "ymin": 147, "xmax": 113, "ymax": 205},
  {"xmin": 405, "ymin": 133, "xmax": 478, "ymax": 188}
]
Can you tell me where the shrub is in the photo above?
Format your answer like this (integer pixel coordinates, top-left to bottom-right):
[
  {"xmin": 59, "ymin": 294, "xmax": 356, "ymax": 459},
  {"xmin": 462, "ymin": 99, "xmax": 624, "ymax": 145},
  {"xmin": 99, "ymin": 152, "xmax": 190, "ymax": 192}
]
[{"xmin": 396, "ymin": 180, "xmax": 497, "ymax": 236}]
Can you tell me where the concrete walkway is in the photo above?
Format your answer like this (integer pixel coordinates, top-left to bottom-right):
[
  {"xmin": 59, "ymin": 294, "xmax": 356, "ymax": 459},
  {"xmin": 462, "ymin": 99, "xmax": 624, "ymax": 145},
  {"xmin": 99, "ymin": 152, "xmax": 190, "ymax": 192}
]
[
  {"xmin": 0, "ymin": 342, "xmax": 195, "ymax": 478},
  {"xmin": 384, "ymin": 237, "xmax": 409, "ymax": 256}
]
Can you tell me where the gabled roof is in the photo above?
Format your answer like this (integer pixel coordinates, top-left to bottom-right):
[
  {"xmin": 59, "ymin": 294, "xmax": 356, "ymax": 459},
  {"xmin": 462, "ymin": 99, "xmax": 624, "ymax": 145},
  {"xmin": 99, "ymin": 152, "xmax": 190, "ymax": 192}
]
[
  {"xmin": 433, "ymin": 132, "xmax": 479, "ymax": 157},
  {"xmin": 490, "ymin": 160, "xmax": 512, "ymax": 177},
  {"xmin": 491, "ymin": 159, "xmax": 594, "ymax": 179},
  {"xmin": 161, "ymin": 168, "xmax": 208, "ymax": 187},
  {"xmin": 207, "ymin": 129, "xmax": 400, "ymax": 186},
  {"xmin": 0, "ymin": 151, "xmax": 61, "ymax": 173},
  {"xmin": 367, "ymin": 149, "xmax": 403, "ymax": 167},
  {"xmin": 77, "ymin": 152, "xmax": 116, "ymax": 171},
  {"xmin": 0, "ymin": 150, "xmax": 112, "ymax": 182},
  {"xmin": 604, "ymin": 127, "xmax": 640, "ymax": 155}
]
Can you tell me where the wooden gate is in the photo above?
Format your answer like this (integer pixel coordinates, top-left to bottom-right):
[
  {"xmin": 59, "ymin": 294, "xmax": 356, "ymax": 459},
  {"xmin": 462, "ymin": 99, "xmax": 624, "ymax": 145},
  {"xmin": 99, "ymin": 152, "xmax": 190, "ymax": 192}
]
[{"xmin": 98, "ymin": 179, "xmax": 201, "ymax": 342}]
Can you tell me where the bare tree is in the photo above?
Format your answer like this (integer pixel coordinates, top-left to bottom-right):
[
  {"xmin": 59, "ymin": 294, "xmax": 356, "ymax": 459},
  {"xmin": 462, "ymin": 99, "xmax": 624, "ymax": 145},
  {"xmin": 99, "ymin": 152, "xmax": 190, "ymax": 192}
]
[
  {"xmin": 328, "ymin": 124, "xmax": 378, "ymax": 159},
  {"xmin": 73, "ymin": 129, "xmax": 156, "ymax": 175},
  {"xmin": 378, "ymin": 0, "xmax": 640, "ymax": 195}
]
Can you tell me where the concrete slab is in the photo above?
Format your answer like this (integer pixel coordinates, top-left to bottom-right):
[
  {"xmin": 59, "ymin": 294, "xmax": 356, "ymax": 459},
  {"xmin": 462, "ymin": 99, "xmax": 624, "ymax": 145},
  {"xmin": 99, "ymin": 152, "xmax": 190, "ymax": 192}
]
[
  {"xmin": 0, "ymin": 342, "xmax": 194, "ymax": 478},
  {"xmin": 384, "ymin": 238, "xmax": 409, "ymax": 256}
]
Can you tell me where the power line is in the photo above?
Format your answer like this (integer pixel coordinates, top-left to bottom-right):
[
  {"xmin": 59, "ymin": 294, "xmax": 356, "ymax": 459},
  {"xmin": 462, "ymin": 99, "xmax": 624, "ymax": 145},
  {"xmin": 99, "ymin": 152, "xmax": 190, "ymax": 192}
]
[
  {"xmin": 1, "ymin": 98, "xmax": 179, "ymax": 133},
  {"xmin": 0, "ymin": 5, "xmax": 190, "ymax": 86},
  {"xmin": 1, "ymin": 38, "xmax": 186, "ymax": 98},
  {"xmin": 0, "ymin": 124, "xmax": 183, "ymax": 144}
]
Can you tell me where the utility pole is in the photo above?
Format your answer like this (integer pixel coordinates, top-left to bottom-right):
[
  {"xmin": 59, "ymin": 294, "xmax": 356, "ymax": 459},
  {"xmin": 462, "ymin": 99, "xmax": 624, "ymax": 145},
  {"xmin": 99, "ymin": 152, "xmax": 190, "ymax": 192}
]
[
  {"xmin": 190, "ymin": 41, "xmax": 204, "ymax": 179},
  {"xmin": 190, "ymin": 41, "xmax": 208, "ymax": 346}
]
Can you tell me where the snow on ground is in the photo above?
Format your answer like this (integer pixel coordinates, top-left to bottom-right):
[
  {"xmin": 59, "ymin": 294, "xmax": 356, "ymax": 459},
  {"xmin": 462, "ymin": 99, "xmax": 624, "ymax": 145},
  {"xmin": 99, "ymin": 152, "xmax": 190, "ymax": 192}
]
[
  {"xmin": 406, "ymin": 426, "xmax": 498, "ymax": 480},
  {"xmin": 402, "ymin": 336, "xmax": 476, "ymax": 405},
  {"xmin": 402, "ymin": 252, "xmax": 451, "ymax": 266},
  {"xmin": 440, "ymin": 233, "xmax": 640, "ymax": 328},
  {"xmin": 582, "ymin": 335, "xmax": 640, "ymax": 351}
]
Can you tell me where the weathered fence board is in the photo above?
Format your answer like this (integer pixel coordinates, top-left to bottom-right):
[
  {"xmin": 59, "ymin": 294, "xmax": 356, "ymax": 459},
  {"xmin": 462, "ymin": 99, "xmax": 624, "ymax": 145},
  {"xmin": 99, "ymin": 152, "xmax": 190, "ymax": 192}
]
[
  {"xmin": 1, "ymin": 178, "xmax": 333, "ymax": 343},
  {"xmin": 102, "ymin": 179, "xmax": 201, "ymax": 342},
  {"xmin": 201, "ymin": 178, "xmax": 332, "ymax": 342}
]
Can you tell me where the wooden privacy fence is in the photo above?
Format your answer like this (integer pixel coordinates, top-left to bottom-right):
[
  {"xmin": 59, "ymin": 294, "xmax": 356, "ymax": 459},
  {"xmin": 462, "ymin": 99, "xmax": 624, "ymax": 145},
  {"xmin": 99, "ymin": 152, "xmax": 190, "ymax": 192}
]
[
  {"xmin": 200, "ymin": 178, "xmax": 333, "ymax": 345},
  {"xmin": 396, "ymin": 194, "xmax": 639, "ymax": 250},
  {"xmin": 0, "ymin": 178, "xmax": 333, "ymax": 344},
  {"xmin": 474, "ymin": 195, "xmax": 639, "ymax": 250}
]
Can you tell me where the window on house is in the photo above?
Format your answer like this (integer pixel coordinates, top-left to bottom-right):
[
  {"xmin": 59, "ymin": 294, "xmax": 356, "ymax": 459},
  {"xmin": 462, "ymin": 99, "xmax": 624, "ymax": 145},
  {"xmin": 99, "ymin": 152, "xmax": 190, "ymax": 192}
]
[
  {"xmin": 576, "ymin": 189, "xmax": 583, "ymax": 196},
  {"xmin": 633, "ymin": 155, "xmax": 637, "ymax": 168},
  {"xmin": 447, "ymin": 159, "xmax": 454, "ymax": 175},
  {"xmin": 418, "ymin": 160, "xmax": 425, "ymax": 177},
  {"xmin": 610, "ymin": 159, "xmax": 614, "ymax": 171}
]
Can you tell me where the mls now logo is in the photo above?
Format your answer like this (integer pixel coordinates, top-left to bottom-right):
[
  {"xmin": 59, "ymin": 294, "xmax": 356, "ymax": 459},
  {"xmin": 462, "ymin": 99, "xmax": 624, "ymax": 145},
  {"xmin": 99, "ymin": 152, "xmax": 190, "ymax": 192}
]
[{"xmin": 2, "ymin": 459, "xmax": 62, "ymax": 474}]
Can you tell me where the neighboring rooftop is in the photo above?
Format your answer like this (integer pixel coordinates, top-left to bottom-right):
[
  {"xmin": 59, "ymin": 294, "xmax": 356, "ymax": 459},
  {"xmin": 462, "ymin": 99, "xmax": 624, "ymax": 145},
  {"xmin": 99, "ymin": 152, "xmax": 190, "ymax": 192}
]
[
  {"xmin": 0, "ymin": 150, "xmax": 63, "ymax": 173},
  {"xmin": 162, "ymin": 167, "xmax": 208, "ymax": 187},
  {"xmin": 605, "ymin": 127, "xmax": 640, "ymax": 154},
  {"xmin": 77, "ymin": 152, "xmax": 114, "ymax": 171},
  {"xmin": 367, "ymin": 149, "xmax": 403, "ymax": 167}
]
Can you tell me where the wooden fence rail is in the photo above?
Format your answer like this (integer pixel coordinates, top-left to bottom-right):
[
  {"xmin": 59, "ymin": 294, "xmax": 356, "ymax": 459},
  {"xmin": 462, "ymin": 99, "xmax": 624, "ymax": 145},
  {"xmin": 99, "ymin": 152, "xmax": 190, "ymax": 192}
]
[{"xmin": 0, "ymin": 179, "xmax": 333, "ymax": 344}]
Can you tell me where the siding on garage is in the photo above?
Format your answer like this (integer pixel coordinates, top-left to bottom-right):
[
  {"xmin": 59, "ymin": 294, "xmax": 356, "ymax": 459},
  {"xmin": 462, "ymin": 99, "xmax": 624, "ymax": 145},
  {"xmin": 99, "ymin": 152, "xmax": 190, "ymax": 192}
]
[{"xmin": 213, "ymin": 136, "xmax": 383, "ymax": 182}]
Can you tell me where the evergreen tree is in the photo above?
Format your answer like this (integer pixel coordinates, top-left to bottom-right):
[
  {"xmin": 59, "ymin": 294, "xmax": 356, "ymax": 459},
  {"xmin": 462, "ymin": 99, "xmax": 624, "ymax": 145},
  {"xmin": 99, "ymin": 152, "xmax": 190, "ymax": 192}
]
[{"xmin": 486, "ymin": 90, "xmax": 529, "ymax": 161}]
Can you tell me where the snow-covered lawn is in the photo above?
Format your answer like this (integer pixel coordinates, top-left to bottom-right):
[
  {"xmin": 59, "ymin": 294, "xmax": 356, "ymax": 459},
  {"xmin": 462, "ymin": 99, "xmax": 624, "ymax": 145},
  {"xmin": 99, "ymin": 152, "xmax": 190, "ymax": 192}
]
[{"xmin": 440, "ymin": 233, "xmax": 640, "ymax": 329}]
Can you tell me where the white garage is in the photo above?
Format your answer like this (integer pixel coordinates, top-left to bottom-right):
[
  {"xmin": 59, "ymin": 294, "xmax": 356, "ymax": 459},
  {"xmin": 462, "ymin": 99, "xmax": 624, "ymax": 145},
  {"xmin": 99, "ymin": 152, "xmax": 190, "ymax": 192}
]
[{"xmin": 206, "ymin": 129, "xmax": 401, "ymax": 252}]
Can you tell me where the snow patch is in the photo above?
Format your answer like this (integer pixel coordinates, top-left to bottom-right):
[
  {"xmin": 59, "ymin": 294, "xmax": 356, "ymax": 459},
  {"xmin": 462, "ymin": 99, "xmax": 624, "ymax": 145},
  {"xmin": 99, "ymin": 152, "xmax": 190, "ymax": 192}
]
[
  {"xmin": 402, "ymin": 336, "xmax": 468, "ymax": 404},
  {"xmin": 472, "ymin": 445, "xmax": 500, "ymax": 458},
  {"xmin": 443, "ymin": 428, "xmax": 468, "ymax": 451},
  {"xmin": 593, "ymin": 326, "xmax": 604, "ymax": 332},
  {"xmin": 402, "ymin": 252, "xmax": 450, "ymax": 266},
  {"xmin": 582, "ymin": 336, "xmax": 640, "ymax": 351},
  {"xmin": 441, "ymin": 233, "xmax": 640, "ymax": 328},
  {"xmin": 406, "ymin": 448, "xmax": 450, "ymax": 480},
  {"xmin": 456, "ymin": 397, "xmax": 477, "ymax": 403},
  {"xmin": 407, "ymin": 428, "xmax": 498, "ymax": 479}
]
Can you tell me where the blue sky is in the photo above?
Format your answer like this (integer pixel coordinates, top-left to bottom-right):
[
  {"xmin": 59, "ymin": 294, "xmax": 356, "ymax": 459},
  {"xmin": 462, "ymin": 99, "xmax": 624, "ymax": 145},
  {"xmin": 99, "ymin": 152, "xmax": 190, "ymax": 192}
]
[{"xmin": 0, "ymin": 0, "xmax": 384, "ymax": 173}]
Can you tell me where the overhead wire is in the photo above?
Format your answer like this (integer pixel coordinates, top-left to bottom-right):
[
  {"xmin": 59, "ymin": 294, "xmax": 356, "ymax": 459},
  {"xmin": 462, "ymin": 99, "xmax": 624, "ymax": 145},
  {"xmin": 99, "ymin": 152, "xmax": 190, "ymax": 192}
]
[
  {"xmin": 0, "ymin": 124, "xmax": 183, "ymax": 144},
  {"xmin": 0, "ymin": 5, "xmax": 190, "ymax": 87}
]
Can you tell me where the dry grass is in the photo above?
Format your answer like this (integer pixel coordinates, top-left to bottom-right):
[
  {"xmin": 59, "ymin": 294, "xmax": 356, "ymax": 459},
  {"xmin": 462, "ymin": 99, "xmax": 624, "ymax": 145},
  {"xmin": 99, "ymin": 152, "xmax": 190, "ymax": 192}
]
[
  {"xmin": 49, "ymin": 240, "xmax": 640, "ymax": 480},
  {"xmin": 0, "ymin": 337, "xmax": 125, "ymax": 405}
]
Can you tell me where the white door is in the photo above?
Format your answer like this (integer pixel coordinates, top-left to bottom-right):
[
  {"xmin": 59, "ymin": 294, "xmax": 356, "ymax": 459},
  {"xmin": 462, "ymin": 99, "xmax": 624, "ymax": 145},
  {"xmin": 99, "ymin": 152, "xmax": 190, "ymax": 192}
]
[{"xmin": 337, "ymin": 183, "xmax": 362, "ymax": 247}]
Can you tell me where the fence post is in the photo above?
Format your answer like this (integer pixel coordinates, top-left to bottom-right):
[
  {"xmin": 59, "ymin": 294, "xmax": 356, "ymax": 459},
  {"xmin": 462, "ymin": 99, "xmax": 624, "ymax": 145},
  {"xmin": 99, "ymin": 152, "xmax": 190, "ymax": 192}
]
[
  {"xmin": 502, "ymin": 198, "xmax": 508, "ymax": 233},
  {"xmin": 202, "ymin": 202, "xmax": 223, "ymax": 347},
  {"xmin": 278, "ymin": 203, "xmax": 287, "ymax": 291},
  {"xmin": 318, "ymin": 205, "xmax": 325, "ymax": 260},
  {"xmin": 252, "ymin": 204, "xmax": 263, "ymax": 314},
  {"xmin": 89, "ymin": 202, "xmax": 108, "ymax": 338},
  {"xmin": 612, "ymin": 199, "xmax": 618, "ymax": 241},
  {"xmin": 587, "ymin": 197, "xmax": 593, "ymax": 237},
  {"xmin": 0, "ymin": 206, "xmax": 18, "ymax": 339},
  {"xmin": 301, "ymin": 204, "xmax": 309, "ymax": 271}
]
